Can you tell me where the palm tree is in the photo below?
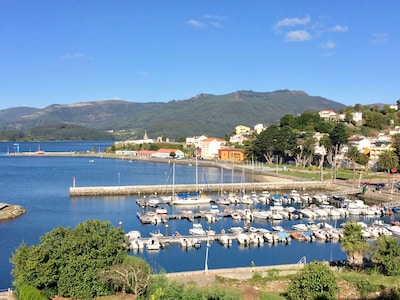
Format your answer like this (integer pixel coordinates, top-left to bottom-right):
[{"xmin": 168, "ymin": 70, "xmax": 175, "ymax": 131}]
[
  {"xmin": 377, "ymin": 149, "xmax": 399, "ymax": 183},
  {"xmin": 341, "ymin": 222, "xmax": 369, "ymax": 266},
  {"xmin": 345, "ymin": 145, "xmax": 360, "ymax": 186}
]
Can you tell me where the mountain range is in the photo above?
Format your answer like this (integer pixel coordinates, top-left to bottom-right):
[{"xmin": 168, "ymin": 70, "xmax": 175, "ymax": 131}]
[{"xmin": 0, "ymin": 90, "xmax": 345, "ymax": 139}]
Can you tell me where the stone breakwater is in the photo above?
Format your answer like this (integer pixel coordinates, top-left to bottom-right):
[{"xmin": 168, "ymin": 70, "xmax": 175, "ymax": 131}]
[
  {"xmin": 0, "ymin": 203, "xmax": 26, "ymax": 221},
  {"xmin": 69, "ymin": 181, "xmax": 334, "ymax": 197}
]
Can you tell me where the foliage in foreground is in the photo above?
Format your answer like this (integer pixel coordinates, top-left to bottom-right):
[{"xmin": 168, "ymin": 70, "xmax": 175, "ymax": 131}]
[
  {"xmin": 285, "ymin": 261, "xmax": 338, "ymax": 300},
  {"xmin": 372, "ymin": 235, "xmax": 400, "ymax": 276},
  {"xmin": 141, "ymin": 274, "xmax": 242, "ymax": 300},
  {"xmin": 340, "ymin": 222, "xmax": 369, "ymax": 266},
  {"xmin": 11, "ymin": 220, "xmax": 128, "ymax": 299},
  {"xmin": 17, "ymin": 284, "xmax": 48, "ymax": 300}
]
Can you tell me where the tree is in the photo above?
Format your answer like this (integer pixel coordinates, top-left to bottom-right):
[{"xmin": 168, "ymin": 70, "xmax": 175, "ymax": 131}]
[
  {"xmin": 377, "ymin": 149, "xmax": 399, "ymax": 182},
  {"xmin": 340, "ymin": 222, "xmax": 369, "ymax": 266},
  {"xmin": 390, "ymin": 133, "xmax": 400, "ymax": 157},
  {"xmin": 372, "ymin": 235, "xmax": 400, "ymax": 276},
  {"xmin": 253, "ymin": 125, "xmax": 280, "ymax": 163},
  {"xmin": 11, "ymin": 220, "xmax": 128, "ymax": 299},
  {"xmin": 293, "ymin": 132, "xmax": 316, "ymax": 167},
  {"xmin": 346, "ymin": 145, "xmax": 361, "ymax": 186},
  {"xmin": 101, "ymin": 256, "xmax": 151, "ymax": 295},
  {"xmin": 329, "ymin": 123, "xmax": 349, "ymax": 180},
  {"xmin": 286, "ymin": 261, "xmax": 338, "ymax": 300}
]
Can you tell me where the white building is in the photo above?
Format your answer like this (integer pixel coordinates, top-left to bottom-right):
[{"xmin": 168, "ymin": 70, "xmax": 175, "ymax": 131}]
[
  {"xmin": 186, "ymin": 135, "xmax": 208, "ymax": 148},
  {"xmin": 199, "ymin": 137, "xmax": 226, "ymax": 159}
]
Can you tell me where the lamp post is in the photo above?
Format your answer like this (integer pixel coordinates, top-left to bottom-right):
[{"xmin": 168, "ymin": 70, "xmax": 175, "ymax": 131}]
[
  {"xmin": 204, "ymin": 228, "xmax": 211, "ymax": 272},
  {"xmin": 273, "ymin": 139, "xmax": 278, "ymax": 174}
]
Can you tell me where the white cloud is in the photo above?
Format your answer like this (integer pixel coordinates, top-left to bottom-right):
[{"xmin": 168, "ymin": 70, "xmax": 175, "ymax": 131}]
[
  {"xmin": 284, "ymin": 30, "xmax": 311, "ymax": 42},
  {"xmin": 275, "ymin": 15, "xmax": 310, "ymax": 28},
  {"xmin": 187, "ymin": 15, "xmax": 226, "ymax": 29},
  {"xmin": 321, "ymin": 40, "xmax": 336, "ymax": 49},
  {"xmin": 61, "ymin": 53, "xmax": 92, "ymax": 60},
  {"xmin": 330, "ymin": 25, "xmax": 348, "ymax": 32},
  {"xmin": 186, "ymin": 19, "xmax": 206, "ymax": 29},
  {"xmin": 372, "ymin": 33, "xmax": 389, "ymax": 44}
]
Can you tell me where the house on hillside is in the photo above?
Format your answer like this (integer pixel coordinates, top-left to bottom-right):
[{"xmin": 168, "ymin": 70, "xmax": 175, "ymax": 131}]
[
  {"xmin": 351, "ymin": 112, "xmax": 363, "ymax": 125},
  {"xmin": 186, "ymin": 135, "xmax": 208, "ymax": 148},
  {"xmin": 229, "ymin": 133, "xmax": 250, "ymax": 145},
  {"xmin": 254, "ymin": 123, "xmax": 265, "ymax": 134},
  {"xmin": 199, "ymin": 137, "xmax": 226, "ymax": 159},
  {"xmin": 348, "ymin": 135, "xmax": 371, "ymax": 154},
  {"xmin": 235, "ymin": 125, "xmax": 251, "ymax": 134},
  {"xmin": 369, "ymin": 141, "xmax": 392, "ymax": 162},
  {"xmin": 319, "ymin": 110, "xmax": 337, "ymax": 121},
  {"xmin": 218, "ymin": 148, "xmax": 247, "ymax": 162}
]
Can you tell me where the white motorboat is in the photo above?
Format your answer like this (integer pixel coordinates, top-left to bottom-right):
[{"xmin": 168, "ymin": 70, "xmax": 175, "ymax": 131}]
[
  {"xmin": 289, "ymin": 190, "xmax": 301, "ymax": 202},
  {"xmin": 189, "ymin": 223, "xmax": 206, "ymax": 235},
  {"xmin": 126, "ymin": 230, "xmax": 141, "ymax": 240},
  {"xmin": 146, "ymin": 237, "xmax": 161, "ymax": 250},
  {"xmin": 129, "ymin": 239, "xmax": 144, "ymax": 250},
  {"xmin": 272, "ymin": 225, "xmax": 284, "ymax": 232},
  {"xmin": 237, "ymin": 233, "xmax": 250, "ymax": 245},
  {"xmin": 218, "ymin": 235, "xmax": 232, "ymax": 246},
  {"xmin": 155, "ymin": 206, "xmax": 168, "ymax": 214},
  {"xmin": 150, "ymin": 230, "xmax": 164, "ymax": 238},
  {"xmin": 292, "ymin": 223, "xmax": 308, "ymax": 231},
  {"xmin": 229, "ymin": 226, "xmax": 244, "ymax": 234},
  {"xmin": 248, "ymin": 233, "xmax": 264, "ymax": 245},
  {"xmin": 147, "ymin": 195, "xmax": 161, "ymax": 207},
  {"xmin": 388, "ymin": 225, "xmax": 400, "ymax": 236}
]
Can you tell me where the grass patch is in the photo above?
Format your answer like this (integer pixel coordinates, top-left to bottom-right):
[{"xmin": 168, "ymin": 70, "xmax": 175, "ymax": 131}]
[
  {"xmin": 336, "ymin": 269, "xmax": 400, "ymax": 298},
  {"xmin": 258, "ymin": 291, "xmax": 286, "ymax": 300},
  {"xmin": 215, "ymin": 275, "xmax": 239, "ymax": 284}
]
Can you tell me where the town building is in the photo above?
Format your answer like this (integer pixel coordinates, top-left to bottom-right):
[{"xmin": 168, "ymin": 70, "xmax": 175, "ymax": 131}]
[
  {"xmin": 218, "ymin": 148, "xmax": 247, "ymax": 162},
  {"xmin": 199, "ymin": 137, "xmax": 226, "ymax": 159}
]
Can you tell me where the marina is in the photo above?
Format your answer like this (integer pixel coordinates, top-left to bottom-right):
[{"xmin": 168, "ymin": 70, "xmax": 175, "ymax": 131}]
[
  {"xmin": 128, "ymin": 186, "xmax": 400, "ymax": 258},
  {"xmin": 2, "ymin": 141, "xmax": 400, "ymax": 290}
]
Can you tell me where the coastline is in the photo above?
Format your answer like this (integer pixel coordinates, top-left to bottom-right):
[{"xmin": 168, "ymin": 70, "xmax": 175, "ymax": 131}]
[{"xmin": 7, "ymin": 150, "xmax": 400, "ymax": 204}]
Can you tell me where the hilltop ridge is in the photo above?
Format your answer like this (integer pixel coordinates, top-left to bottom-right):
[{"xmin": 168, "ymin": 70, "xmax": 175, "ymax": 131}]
[{"xmin": 0, "ymin": 89, "xmax": 345, "ymax": 138}]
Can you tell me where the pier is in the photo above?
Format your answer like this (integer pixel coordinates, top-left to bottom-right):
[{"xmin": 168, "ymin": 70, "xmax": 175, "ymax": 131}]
[{"xmin": 70, "ymin": 181, "xmax": 335, "ymax": 197}]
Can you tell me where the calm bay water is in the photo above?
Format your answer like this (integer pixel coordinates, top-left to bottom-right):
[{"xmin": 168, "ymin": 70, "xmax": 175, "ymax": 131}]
[{"xmin": 0, "ymin": 141, "xmax": 395, "ymax": 289}]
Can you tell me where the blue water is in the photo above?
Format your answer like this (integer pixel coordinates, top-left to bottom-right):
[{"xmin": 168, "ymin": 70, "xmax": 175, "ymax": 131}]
[{"xmin": 0, "ymin": 141, "xmax": 395, "ymax": 289}]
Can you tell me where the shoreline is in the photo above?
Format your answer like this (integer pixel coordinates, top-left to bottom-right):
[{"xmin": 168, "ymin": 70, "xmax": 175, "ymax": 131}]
[{"xmin": 7, "ymin": 150, "xmax": 400, "ymax": 204}]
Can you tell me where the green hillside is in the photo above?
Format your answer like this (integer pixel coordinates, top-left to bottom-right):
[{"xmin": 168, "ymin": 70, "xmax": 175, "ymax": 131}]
[{"xmin": 0, "ymin": 90, "xmax": 345, "ymax": 139}]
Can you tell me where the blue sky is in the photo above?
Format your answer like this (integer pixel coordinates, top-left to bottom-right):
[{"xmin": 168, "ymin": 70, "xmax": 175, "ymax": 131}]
[{"xmin": 0, "ymin": 1, "xmax": 399, "ymax": 110}]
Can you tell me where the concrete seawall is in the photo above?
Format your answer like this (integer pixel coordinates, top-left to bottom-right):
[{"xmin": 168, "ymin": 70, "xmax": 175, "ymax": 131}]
[{"xmin": 69, "ymin": 181, "xmax": 333, "ymax": 197}]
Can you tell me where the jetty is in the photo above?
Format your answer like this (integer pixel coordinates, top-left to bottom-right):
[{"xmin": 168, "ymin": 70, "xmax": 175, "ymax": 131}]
[{"xmin": 70, "ymin": 181, "xmax": 337, "ymax": 197}]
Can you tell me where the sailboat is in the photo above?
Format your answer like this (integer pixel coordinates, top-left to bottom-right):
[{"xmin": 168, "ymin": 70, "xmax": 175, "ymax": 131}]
[{"xmin": 171, "ymin": 158, "xmax": 212, "ymax": 205}]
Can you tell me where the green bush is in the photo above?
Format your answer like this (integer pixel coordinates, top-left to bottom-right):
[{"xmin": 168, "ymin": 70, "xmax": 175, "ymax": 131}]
[
  {"xmin": 355, "ymin": 280, "xmax": 380, "ymax": 298},
  {"xmin": 286, "ymin": 261, "xmax": 338, "ymax": 300},
  {"xmin": 18, "ymin": 284, "xmax": 48, "ymax": 300}
]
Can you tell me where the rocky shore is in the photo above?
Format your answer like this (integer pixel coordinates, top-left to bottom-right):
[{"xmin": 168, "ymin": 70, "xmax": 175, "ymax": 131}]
[{"xmin": 0, "ymin": 203, "xmax": 26, "ymax": 221}]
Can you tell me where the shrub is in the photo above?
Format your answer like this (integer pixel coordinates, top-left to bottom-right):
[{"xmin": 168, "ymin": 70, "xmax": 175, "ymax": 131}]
[
  {"xmin": 17, "ymin": 284, "xmax": 48, "ymax": 300},
  {"xmin": 286, "ymin": 261, "xmax": 338, "ymax": 300}
]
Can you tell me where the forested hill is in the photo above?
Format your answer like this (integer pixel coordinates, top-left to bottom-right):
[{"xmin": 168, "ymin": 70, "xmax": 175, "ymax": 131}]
[{"xmin": 0, "ymin": 90, "xmax": 345, "ymax": 138}]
